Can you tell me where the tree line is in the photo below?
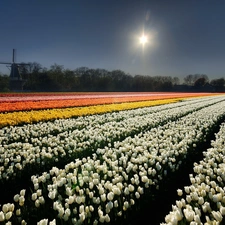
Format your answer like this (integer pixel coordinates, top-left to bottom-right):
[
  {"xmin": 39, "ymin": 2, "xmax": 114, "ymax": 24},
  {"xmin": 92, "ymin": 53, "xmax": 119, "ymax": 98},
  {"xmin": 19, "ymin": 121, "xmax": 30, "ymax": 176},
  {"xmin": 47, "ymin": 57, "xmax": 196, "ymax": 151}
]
[{"xmin": 0, "ymin": 62, "xmax": 224, "ymax": 92}]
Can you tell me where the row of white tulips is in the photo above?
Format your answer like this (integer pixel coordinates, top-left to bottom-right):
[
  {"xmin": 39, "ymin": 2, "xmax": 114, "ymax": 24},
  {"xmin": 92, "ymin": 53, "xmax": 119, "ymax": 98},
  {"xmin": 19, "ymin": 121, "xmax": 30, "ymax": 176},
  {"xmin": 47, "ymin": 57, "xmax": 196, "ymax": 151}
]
[
  {"xmin": 0, "ymin": 96, "xmax": 224, "ymax": 182},
  {"xmin": 1, "ymin": 98, "xmax": 225, "ymax": 224},
  {"xmin": 0, "ymin": 96, "xmax": 214, "ymax": 145},
  {"xmin": 0, "ymin": 97, "xmax": 225, "ymax": 183},
  {"xmin": 161, "ymin": 121, "xmax": 225, "ymax": 225}
]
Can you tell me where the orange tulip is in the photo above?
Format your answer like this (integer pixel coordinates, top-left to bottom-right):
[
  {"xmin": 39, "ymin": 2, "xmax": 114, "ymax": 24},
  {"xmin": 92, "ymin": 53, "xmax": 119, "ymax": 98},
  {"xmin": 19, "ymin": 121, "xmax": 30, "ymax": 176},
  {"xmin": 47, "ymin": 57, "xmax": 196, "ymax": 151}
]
[{"xmin": 0, "ymin": 92, "xmax": 219, "ymax": 112}]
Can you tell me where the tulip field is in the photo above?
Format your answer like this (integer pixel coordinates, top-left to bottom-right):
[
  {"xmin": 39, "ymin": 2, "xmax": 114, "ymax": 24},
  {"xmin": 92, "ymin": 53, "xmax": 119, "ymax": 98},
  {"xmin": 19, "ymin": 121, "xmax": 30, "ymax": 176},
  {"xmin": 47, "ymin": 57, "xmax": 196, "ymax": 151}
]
[{"xmin": 1, "ymin": 92, "xmax": 225, "ymax": 225}]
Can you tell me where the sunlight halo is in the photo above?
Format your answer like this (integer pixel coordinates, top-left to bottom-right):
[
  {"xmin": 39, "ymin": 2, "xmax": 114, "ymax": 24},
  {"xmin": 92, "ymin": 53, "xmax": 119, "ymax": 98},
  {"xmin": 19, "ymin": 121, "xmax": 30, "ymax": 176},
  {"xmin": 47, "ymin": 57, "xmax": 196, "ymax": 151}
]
[{"xmin": 139, "ymin": 35, "xmax": 148, "ymax": 45}]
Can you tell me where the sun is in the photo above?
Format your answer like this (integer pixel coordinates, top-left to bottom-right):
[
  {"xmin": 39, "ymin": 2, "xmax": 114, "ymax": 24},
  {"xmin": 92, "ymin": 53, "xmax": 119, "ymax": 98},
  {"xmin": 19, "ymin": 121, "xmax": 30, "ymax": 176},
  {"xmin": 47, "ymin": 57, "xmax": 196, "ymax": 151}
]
[{"xmin": 139, "ymin": 35, "xmax": 148, "ymax": 45}]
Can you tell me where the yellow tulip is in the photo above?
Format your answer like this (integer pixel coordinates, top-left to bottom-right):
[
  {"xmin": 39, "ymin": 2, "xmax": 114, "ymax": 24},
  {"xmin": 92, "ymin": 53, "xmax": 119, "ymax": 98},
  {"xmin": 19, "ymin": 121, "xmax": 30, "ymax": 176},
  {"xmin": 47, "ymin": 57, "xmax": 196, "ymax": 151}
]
[{"xmin": 0, "ymin": 98, "xmax": 184, "ymax": 128}]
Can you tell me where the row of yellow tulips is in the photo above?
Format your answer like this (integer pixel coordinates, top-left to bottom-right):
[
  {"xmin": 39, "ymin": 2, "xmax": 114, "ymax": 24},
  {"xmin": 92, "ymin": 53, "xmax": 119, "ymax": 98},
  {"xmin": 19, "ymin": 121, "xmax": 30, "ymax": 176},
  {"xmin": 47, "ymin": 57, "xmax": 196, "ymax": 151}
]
[{"xmin": 0, "ymin": 98, "xmax": 183, "ymax": 128}]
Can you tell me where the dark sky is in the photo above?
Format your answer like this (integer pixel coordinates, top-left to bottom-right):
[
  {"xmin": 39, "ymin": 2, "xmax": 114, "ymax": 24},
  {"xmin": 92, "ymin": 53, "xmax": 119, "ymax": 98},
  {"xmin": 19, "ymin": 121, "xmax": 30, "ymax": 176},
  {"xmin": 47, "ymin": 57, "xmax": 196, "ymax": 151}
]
[{"xmin": 0, "ymin": 0, "xmax": 225, "ymax": 80}]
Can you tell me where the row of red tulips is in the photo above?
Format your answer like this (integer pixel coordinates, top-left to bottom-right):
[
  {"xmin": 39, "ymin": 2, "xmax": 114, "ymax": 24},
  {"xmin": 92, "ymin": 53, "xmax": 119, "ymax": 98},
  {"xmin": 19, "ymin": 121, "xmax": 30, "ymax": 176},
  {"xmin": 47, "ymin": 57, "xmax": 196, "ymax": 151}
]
[{"xmin": 0, "ymin": 92, "xmax": 219, "ymax": 112}]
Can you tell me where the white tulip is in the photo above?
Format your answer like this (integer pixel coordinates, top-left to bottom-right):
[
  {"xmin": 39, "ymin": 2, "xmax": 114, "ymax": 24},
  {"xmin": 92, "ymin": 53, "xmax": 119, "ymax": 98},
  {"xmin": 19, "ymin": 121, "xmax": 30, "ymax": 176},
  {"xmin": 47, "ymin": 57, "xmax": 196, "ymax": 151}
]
[
  {"xmin": 184, "ymin": 186, "xmax": 190, "ymax": 194},
  {"xmin": 89, "ymin": 205, "xmax": 94, "ymax": 212},
  {"xmin": 48, "ymin": 190, "xmax": 57, "ymax": 200},
  {"xmin": 130, "ymin": 198, "xmax": 135, "ymax": 205},
  {"xmin": 175, "ymin": 200, "xmax": 183, "ymax": 209},
  {"xmin": 68, "ymin": 196, "xmax": 74, "ymax": 204},
  {"xmin": 202, "ymin": 202, "xmax": 211, "ymax": 213},
  {"xmin": 156, "ymin": 162, "xmax": 161, "ymax": 171},
  {"xmin": 37, "ymin": 189, "xmax": 42, "ymax": 196},
  {"xmin": 65, "ymin": 208, "xmax": 71, "ymax": 217},
  {"xmin": 211, "ymin": 211, "xmax": 222, "ymax": 222},
  {"xmin": 73, "ymin": 207, "xmax": 77, "ymax": 214},
  {"xmin": 93, "ymin": 219, "xmax": 98, "ymax": 225},
  {"xmin": 13, "ymin": 194, "xmax": 20, "ymax": 202},
  {"xmin": 186, "ymin": 195, "xmax": 192, "ymax": 203},
  {"xmin": 213, "ymin": 193, "xmax": 222, "ymax": 202},
  {"xmin": 89, "ymin": 182, "xmax": 94, "ymax": 189},
  {"xmin": 35, "ymin": 199, "xmax": 40, "ymax": 208},
  {"xmin": 37, "ymin": 219, "xmax": 48, "ymax": 225},
  {"xmin": 105, "ymin": 214, "xmax": 110, "ymax": 223},
  {"xmin": 76, "ymin": 196, "xmax": 82, "ymax": 204},
  {"xmin": 20, "ymin": 189, "xmax": 26, "ymax": 196},
  {"xmin": 49, "ymin": 219, "xmax": 56, "ymax": 225},
  {"xmin": 113, "ymin": 186, "xmax": 121, "ymax": 195},
  {"xmin": 21, "ymin": 220, "xmax": 27, "ymax": 225},
  {"xmin": 19, "ymin": 196, "xmax": 25, "ymax": 206},
  {"xmin": 16, "ymin": 209, "xmax": 21, "ymax": 216},
  {"xmin": 0, "ymin": 211, "xmax": 5, "ymax": 222},
  {"xmin": 39, "ymin": 196, "xmax": 45, "ymax": 204},
  {"xmin": 99, "ymin": 215, "xmax": 105, "ymax": 223},
  {"xmin": 123, "ymin": 201, "xmax": 129, "ymax": 211},
  {"xmin": 101, "ymin": 194, "xmax": 106, "ymax": 202},
  {"xmin": 200, "ymin": 189, "xmax": 206, "ymax": 197},
  {"xmin": 79, "ymin": 212, "xmax": 85, "ymax": 222},
  {"xmin": 138, "ymin": 186, "xmax": 144, "ymax": 194},
  {"xmin": 190, "ymin": 222, "xmax": 198, "ymax": 225},
  {"xmin": 107, "ymin": 192, "xmax": 114, "ymax": 201},
  {"xmin": 89, "ymin": 191, "xmax": 94, "ymax": 198},
  {"xmin": 114, "ymin": 200, "xmax": 119, "ymax": 208},
  {"xmin": 190, "ymin": 177, "xmax": 195, "ymax": 184},
  {"xmin": 135, "ymin": 192, "xmax": 140, "ymax": 199},
  {"xmin": 175, "ymin": 208, "xmax": 183, "ymax": 221},
  {"xmin": 165, "ymin": 213, "xmax": 177, "ymax": 224},
  {"xmin": 211, "ymin": 181, "xmax": 217, "ymax": 189},
  {"xmin": 198, "ymin": 197, "xmax": 204, "ymax": 205},
  {"xmin": 191, "ymin": 192, "xmax": 199, "ymax": 201},
  {"xmin": 220, "ymin": 206, "xmax": 225, "ymax": 215},
  {"xmin": 124, "ymin": 187, "xmax": 129, "ymax": 195},
  {"xmin": 106, "ymin": 201, "xmax": 113, "ymax": 210},
  {"xmin": 194, "ymin": 214, "xmax": 201, "ymax": 223},
  {"xmin": 34, "ymin": 183, "xmax": 39, "ymax": 190},
  {"xmin": 32, "ymin": 193, "xmax": 38, "ymax": 201},
  {"xmin": 2, "ymin": 204, "xmax": 9, "ymax": 213},
  {"xmin": 93, "ymin": 178, "xmax": 99, "ymax": 185},
  {"xmin": 177, "ymin": 189, "xmax": 183, "ymax": 196},
  {"xmin": 183, "ymin": 208, "xmax": 194, "ymax": 222}
]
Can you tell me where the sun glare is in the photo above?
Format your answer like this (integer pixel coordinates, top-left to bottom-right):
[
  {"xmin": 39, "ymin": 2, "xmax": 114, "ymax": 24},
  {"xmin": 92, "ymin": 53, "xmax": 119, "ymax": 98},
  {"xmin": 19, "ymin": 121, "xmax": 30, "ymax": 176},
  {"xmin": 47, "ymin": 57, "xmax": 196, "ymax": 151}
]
[{"xmin": 139, "ymin": 35, "xmax": 148, "ymax": 45}]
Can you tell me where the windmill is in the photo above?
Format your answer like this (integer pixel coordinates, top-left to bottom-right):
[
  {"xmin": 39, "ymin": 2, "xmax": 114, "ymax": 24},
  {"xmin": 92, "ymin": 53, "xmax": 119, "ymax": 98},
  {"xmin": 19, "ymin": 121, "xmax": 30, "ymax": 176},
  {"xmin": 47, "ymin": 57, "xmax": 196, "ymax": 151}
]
[{"xmin": 0, "ymin": 49, "xmax": 30, "ymax": 91}]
